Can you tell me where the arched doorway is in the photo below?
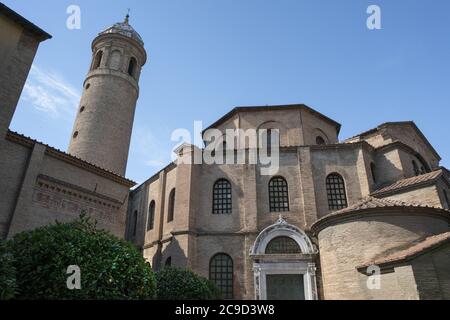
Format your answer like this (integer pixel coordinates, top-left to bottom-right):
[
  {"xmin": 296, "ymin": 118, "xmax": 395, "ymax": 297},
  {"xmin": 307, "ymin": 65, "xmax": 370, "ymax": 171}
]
[{"xmin": 250, "ymin": 216, "xmax": 318, "ymax": 300}]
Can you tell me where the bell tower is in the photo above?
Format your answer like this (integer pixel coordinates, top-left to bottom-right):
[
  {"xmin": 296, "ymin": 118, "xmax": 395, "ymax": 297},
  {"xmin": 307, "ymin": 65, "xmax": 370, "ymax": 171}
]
[{"xmin": 68, "ymin": 14, "xmax": 147, "ymax": 175}]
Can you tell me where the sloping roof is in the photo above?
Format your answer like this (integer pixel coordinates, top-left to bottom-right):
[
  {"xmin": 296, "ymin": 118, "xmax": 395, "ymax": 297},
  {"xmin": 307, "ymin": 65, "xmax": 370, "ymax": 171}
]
[
  {"xmin": 6, "ymin": 130, "xmax": 136, "ymax": 187},
  {"xmin": 311, "ymin": 196, "xmax": 450, "ymax": 233},
  {"xmin": 0, "ymin": 3, "xmax": 51, "ymax": 41},
  {"xmin": 344, "ymin": 121, "xmax": 441, "ymax": 160},
  {"xmin": 202, "ymin": 104, "xmax": 342, "ymax": 135},
  {"xmin": 372, "ymin": 169, "xmax": 449, "ymax": 197},
  {"xmin": 357, "ymin": 232, "xmax": 450, "ymax": 269}
]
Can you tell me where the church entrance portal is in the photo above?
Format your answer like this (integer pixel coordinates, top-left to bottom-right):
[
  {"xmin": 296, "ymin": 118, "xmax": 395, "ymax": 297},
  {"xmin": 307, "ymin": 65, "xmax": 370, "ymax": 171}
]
[{"xmin": 250, "ymin": 216, "xmax": 318, "ymax": 300}]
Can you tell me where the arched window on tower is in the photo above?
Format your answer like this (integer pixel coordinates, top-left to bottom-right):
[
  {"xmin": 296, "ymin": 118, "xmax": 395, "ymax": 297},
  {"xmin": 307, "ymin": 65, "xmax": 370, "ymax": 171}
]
[
  {"xmin": 165, "ymin": 257, "xmax": 172, "ymax": 267},
  {"xmin": 212, "ymin": 179, "xmax": 232, "ymax": 214},
  {"xmin": 167, "ymin": 189, "xmax": 175, "ymax": 223},
  {"xmin": 93, "ymin": 50, "xmax": 103, "ymax": 69},
  {"xmin": 147, "ymin": 200, "xmax": 155, "ymax": 231},
  {"xmin": 326, "ymin": 173, "xmax": 348, "ymax": 210},
  {"xmin": 128, "ymin": 57, "xmax": 137, "ymax": 77},
  {"xmin": 209, "ymin": 253, "xmax": 233, "ymax": 299},
  {"xmin": 268, "ymin": 176, "xmax": 289, "ymax": 212}
]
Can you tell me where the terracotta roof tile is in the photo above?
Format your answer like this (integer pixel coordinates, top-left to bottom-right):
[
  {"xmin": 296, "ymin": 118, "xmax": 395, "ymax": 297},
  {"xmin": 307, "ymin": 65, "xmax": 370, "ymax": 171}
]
[
  {"xmin": 358, "ymin": 232, "xmax": 450, "ymax": 269},
  {"xmin": 371, "ymin": 169, "xmax": 446, "ymax": 196}
]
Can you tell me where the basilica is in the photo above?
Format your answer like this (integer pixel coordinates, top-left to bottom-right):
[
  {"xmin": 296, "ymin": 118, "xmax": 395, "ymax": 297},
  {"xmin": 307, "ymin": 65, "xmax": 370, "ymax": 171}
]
[{"xmin": 1, "ymin": 4, "xmax": 449, "ymax": 300}]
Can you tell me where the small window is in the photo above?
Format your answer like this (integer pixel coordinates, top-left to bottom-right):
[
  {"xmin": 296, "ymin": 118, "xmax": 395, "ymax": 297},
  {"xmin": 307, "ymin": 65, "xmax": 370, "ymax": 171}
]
[
  {"xmin": 209, "ymin": 253, "xmax": 233, "ymax": 299},
  {"xmin": 412, "ymin": 160, "xmax": 420, "ymax": 176},
  {"xmin": 316, "ymin": 136, "xmax": 325, "ymax": 145},
  {"xmin": 79, "ymin": 106, "xmax": 85, "ymax": 113},
  {"xmin": 72, "ymin": 131, "xmax": 78, "ymax": 139},
  {"xmin": 370, "ymin": 162, "xmax": 377, "ymax": 183},
  {"xmin": 167, "ymin": 189, "xmax": 175, "ymax": 222},
  {"xmin": 93, "ymin": 51, "xmax": 103, "ymax": 69},
  {"xmin": 147, "ymin": 200, "xmax": 155, "ymax": 231},
  {"xmin": 85, "ymin": 83, "xmax": 90, "ymax": 90},
  {"xmin": 268, "ymin": 176, "xmax": 289, "ymax": 212},
  {"xmin": 265, "ymin": 236, "xmax": 301, "ymax": 254},
  {"xmin": 443, "ymin": 190, "xmax": 450, "ymax": 210},
  {"xmin": 165, "ymin": 257, "xmax": 172, "ymax": 267},
  {"xmin": 212, "ymin": 179, "xmax": 232, "ymax": 214},
  {"xmin": 128, "ymin": 57, "xmax": 137, "ymax": 77},
  {"xmin": 132, "ymin": 210, "xmax": 138, "ymax": 237},
  {"xmin": 326, "ymin": 173, "xmax": 348, "ymax": 210}
]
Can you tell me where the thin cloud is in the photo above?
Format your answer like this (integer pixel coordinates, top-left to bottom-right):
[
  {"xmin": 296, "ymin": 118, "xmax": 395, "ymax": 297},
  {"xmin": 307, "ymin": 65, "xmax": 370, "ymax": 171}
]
[
  {"xmin": 131, "ymin": 126, "xmax": 172, "ymax": 169},
  {"xmin": 22, "ymin": 65, "xmax": 80, "ymax": 119}
]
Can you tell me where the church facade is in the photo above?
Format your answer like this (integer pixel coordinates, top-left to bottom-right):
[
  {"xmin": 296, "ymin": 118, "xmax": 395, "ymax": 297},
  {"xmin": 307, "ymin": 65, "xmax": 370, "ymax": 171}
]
[{"xmin": 1, "ymin": 4, "xmax": 449, "ymax": 300}]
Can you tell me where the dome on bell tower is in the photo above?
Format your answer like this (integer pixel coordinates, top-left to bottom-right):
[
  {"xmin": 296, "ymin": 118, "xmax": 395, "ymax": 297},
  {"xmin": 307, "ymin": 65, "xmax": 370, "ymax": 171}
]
[{"xmin": 98, "ymin": 14, "xmax": 144, "ymax": 46}]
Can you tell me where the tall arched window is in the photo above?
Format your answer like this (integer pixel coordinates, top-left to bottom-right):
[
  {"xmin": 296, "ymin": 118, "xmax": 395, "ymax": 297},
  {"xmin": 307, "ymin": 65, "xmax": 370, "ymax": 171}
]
[
  {"xmin": 147, "ymin": 200, "xmax": 155, "ymax": 231},
  {"xmin": 326, "ymin": 173, "xmax": 348, "ymax": 210},
  {"xmin": 370, "ymin": 162, "xmax": 377, "ymax": 183},
  {"xmin": 165, "ymin": 257, "xmax": 172, "ymax": 267},
  {"xmin": 265, "ymin": 236, "xmax": 301, "ymax": 254},
  {"xmin": 212, "ymin": 179, "xmax": 232, "ymax": 214},
  {"xmin": 209, "ymin": 253, "xmax": 233, "ymax": 299},
  {"xmin": 412, "ymin": 160, "xmax": 420, "ymax": 176},
  {"xmin": 268, "ymin": 176, "xmax": 289, "ymax": 212},
  {"xmin": 128, "ymin": 57, "xmax": 137, "ymax": 77},
  {"xmin": 93, "ymin": 50, "xmax": 103, "ymax": 69},
  {"xmin": 167, "ymin": 189, "xmax": 175, "ymax": 222},
  {"xmin": 132, "ymin": 210, "xmax": 138, "ymax": 237}
]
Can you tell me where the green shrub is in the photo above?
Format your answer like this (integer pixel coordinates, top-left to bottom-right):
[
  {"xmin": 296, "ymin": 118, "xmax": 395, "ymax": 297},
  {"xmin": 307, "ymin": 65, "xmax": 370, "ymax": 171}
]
[
  {"xmin": 7, "ymin": 216, "xmax": 156, "ymax": 299},
  {"xmin": 156, "ymin": 267, "xmax": 221, "ymax": 300},
  {"xmin": 0, "ymin": 240, "xmax": 17, "ymax": 300}
]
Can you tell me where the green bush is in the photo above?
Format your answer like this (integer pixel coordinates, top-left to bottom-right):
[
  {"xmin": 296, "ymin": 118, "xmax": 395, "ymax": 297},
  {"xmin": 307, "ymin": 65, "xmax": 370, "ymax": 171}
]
[
  {"xmin": 0, "ymin": 240, "xmax": 17, "ymax": 300},
  {"xmin": 7, "ymin": 216, "xmax": 156, "ymax": 299},
  {"xmin": 156, "ymin": 267, "xmax": 221, "ymax": 300}
]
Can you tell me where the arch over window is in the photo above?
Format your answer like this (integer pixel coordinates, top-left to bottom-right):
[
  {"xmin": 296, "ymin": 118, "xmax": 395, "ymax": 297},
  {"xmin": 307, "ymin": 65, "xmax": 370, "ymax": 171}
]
[
  {"xmin": 165, "ymin": 257, "xmax": 172, "ymax": 267},
  {"xmin": 370, "ymin": 162, "xmax": 377, "ymax": 183},
  {"xmin": 93, "ymin": 50, "xmax": 103, "ymax": 69},
  {"xmin": 213, "ymin": 179, "xmax": 232, "ymax": 214},
  {"xmin": 167, "ymin": 189, "xmax": 175, "ymax": 222},
  {"xmin": 265, "ymin": 236, "xmax": 301, "ymax": 254},
  {"xmin": 128, "ymin": 57, "xmax": 137, "ymax": 77},
  {"xmin": 269, "ymin": 176, "xmax": 289, "ymax": 212},
  {"xmin": 326, "ymin": 173, "xmax": 348, "ymax": 210},
  {"xmin": 132, "ymin": 210, "xmax": 138, "ymax": 237},
  {"xmin": 316, "ymin": 136, "xmax": 325, "ymax": 145},
  {"xmin": 209, "ymin": 253, "xmax": 233, "ymax": 299},
  {"xmin": 147, "ymin": 200, "xmax": 155, "ymax": 231}
]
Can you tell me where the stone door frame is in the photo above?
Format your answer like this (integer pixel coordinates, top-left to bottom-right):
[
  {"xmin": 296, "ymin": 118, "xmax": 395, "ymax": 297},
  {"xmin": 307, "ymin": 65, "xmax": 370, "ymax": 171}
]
[{"xmin": 250, "ymin": 216, "xmax": 318, "ymax": 300}]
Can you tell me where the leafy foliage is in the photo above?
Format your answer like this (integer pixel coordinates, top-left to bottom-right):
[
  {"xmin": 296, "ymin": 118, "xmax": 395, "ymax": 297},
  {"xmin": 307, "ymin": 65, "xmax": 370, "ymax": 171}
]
[
  {"xmin": 0, "ymin": 240, "xmax": 17, "ymax": 300},
  {"xmin": 7, "ymin": 216, "xmax": 156, "ymax": 299},
  {"xmin": 156, "ymin": 267, "xmax": 222, "ymax": 300}
]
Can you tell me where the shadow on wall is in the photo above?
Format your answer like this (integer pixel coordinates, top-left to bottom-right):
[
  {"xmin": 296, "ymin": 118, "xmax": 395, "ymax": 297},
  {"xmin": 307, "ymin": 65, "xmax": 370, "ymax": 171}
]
[{"xmin": 152, "ymin": 237, "xmax": 187, "ymax": 271}]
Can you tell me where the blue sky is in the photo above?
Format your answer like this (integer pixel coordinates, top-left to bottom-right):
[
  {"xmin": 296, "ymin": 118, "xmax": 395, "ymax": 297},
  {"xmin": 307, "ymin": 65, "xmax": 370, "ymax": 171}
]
[{"xmin": 5, "ymin": 0, "xmax": 450, "ymax": 183}]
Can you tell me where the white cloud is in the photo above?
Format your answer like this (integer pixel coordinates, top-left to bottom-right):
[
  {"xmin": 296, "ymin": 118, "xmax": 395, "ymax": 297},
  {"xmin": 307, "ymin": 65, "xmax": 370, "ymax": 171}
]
[{"xmin": 21, "ymin": 65, "xmax": 80, "ymax": 119}]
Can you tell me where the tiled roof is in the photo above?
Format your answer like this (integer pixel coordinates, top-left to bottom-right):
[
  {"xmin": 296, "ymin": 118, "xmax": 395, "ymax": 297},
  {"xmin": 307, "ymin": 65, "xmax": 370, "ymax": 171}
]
[
  {"xmin": 358, "ymin": 232, "xmax": 450, "ymax": 269},
  {"xmin": 311, "ymin": 196, "xmax": 449, "ymax": 233},
  {"xmin": 6, "ymin": 130, "xmax": 136, "ymax": 187},
  {"xmin": 371, "ymin": 169, "xmax": 447, "ymax": 196}
]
